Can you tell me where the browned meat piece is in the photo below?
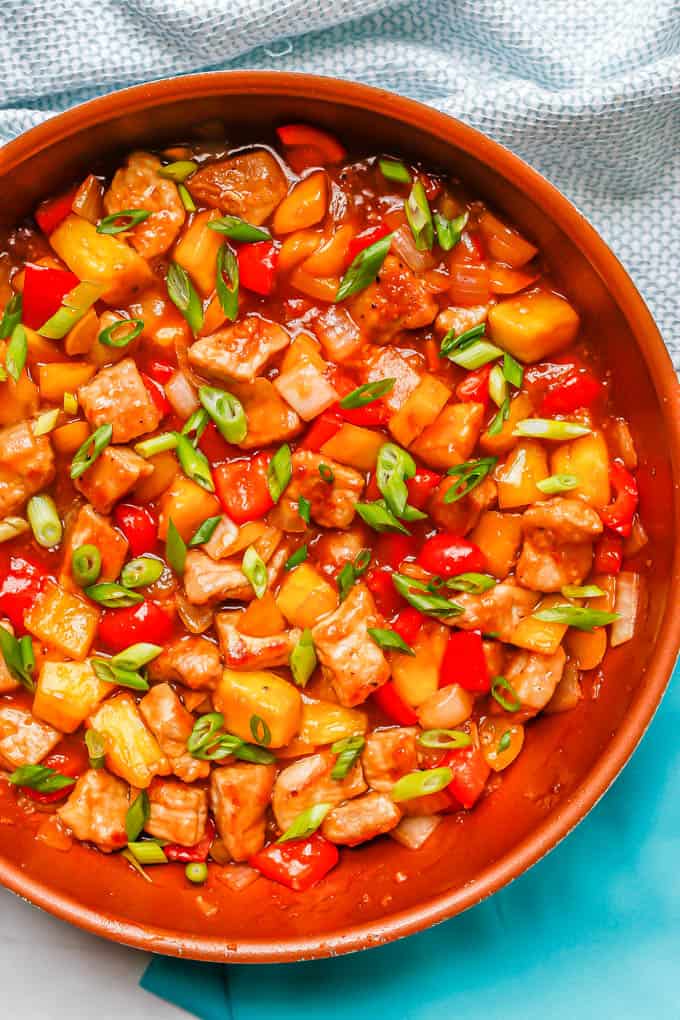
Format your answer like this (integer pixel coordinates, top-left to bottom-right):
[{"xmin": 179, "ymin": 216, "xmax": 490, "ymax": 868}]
[
  {"xmin": 0, "ymin": 421, "xmax": 55, "ymax": 518},
  {"xmin": 312, "ymin": 583, "xmax": 390, "ymax": 707},
  {"xmin": 78, "ymin": 358, "xmax": 161, "ymax": 444},
  {"xmin": 187, "ymin": 150, "xmax": 288, "ymax": 225},
  {"xmin": 281, "ymin": 450, "xmax": 364, "ymax": 530},
  {"xmin": 215, "ymin": 611, "xmax": 300, "ymax": 670},
  {"xmin": 60, "ymin": 504, "xmax": 128, "ymax": 588},
  {"xmin": 188, "ymin": 315, "xmax": 290, "ymax": 383},
  {"xmin": 322, "ymin": 791, "xmax": 402, "ymax": 846},
  {"xmin": 103, "ymin": 152, "xmax": 185, "ymax": 258},
  {"xmin": 148, "ymin": 635, "xmax": 221, "ymax": 690},
  {"xmin": 521, "ymin": 498, "xmax": 604, "ymax": 543},
  {"xmin": 183, "ymin": 550, "xmax": 253, "ymax": 605},
  {"xmin": 429, "ymin": 474, "xmax": 497, "ymax": 534},
  {"xmin": 145, "ymin": 779, "xmax": 208, "ymax": 846},
  {"xmin": 139, "ymin": 683, "xmax": 209, "ymax": 783},
  {"xmin": 348, "ymin": 255, "xmax": 438, "ymax": 342},
  {"xmin": 312, "ymin": 524, "xmax": 371, "ymax": 576},
  {"xmin": 74, "ymin": 446, "xmax": 152, "ymax": 514},
  {"xmin": 361, "ymin": 727, "xmax": 418, "ymax": 792},
  {"xmin": 210, "ymin": 762, "xmax": 276, "ymax": 861},
  {"xmin": 504, "ymin": 647, "xmax": 567, "ymax": 714},
  {"xmin": 516, "ymin": 498, "xmax": 603, "ymax": 592},
  {"xmin": 0, "ymin": 703, "xmax": 61, "ymax": 770},
  {"xmin": 57, "ymin": 769, "xmax": 129, "ymax": 853},
  {"xmin": 447, "ymin": 581, "xmax": 539, "ymax": 642},
  {"xmin": 272, "ymin": 750, "xmax": 366, "ymax": 832}
]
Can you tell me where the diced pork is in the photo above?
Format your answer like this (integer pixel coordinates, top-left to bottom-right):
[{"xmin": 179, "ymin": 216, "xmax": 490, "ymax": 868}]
[
  {"xmin": 210, "ymin": 762, "xmax": 276, "ymax": 861},
  {"xmin": 429, "ymin": 475, "xmax": 497, "ymax": 535},
  {"xmin": 348, "ymin": 255, "xmax": 438, "ymax": 342},
  {"xmin": 103, "ymin": 151, "xmax": 185, "ymax": 259},
  {"xmin": 57, "ymin": 769, "xmax": 129, "ymax": 853},
  {"xmin": 78, "ymin": 358, "xmax": 161, "ymax": 443},
  {"xmin": 435, "ymin": 304, "xmax": 488, "ymax": 338},
  {"xmin": 447, "ymin": 581, "xmax": 539, "ymax": 642},
  {"xmin": 145, "ymin": 778, "xmax": 208, "ymax": 846},
  {"xmin": 311, "ymin": 583, "xmax": 390, "ymax": 707},
  {"xmin": 74, "ymin": 446, "xmax": 152, "ymax": 514},
  {"xmin": 312, "ymin": 524, "xmax": 372, "ymax": 576},
  {"xmin": 139, "ymin": 683, "xmax": 210, "ymax": 783},
  {"xmin": 521, "ymin": 498, "xmax": 604, "ymax": 544},
  {"xmin": 187, "ymin": 150, "xmax": 288, "ymax": 225},
  {"xmin": 60, "ymin": 504, "xmax": 129, "ymax": 587},
  {"xmin": 0, "ymin": 421, "xmax": 55, "ymax": 518},
  {"xmin": 215, "ymin": 611, "xmax": 300, "ymax": 669},
  {"xmin": 282, "ymin": 450, "xmax": 364, "ymax": 530},
  {"xmin": 272, "ymin": 750, "xmax": 366, "ymax": 832},
  {"xmin": 516, "ymin": 498, "xmax": 603, "ymax": 592},
  {"xmin": 361, "ymin": 727, "xmax": 418, "ymax": 792},
  {"xmin": 504, "ymin": 647, "xmax": 567, "ymax": 714},
  {"xmin": 0, "ymin": 703, "xmax": 61, "ymax": 769},
  {"xmin": 188, "ymin": 315, "xmax": 290, "ymax": 384},
  {"xmin": 148, "ymin": 635, "xmax": 222, "ymax": 690},
  {"xmin": 322, "ymin": 791, "xmax": 402, "ymax": 846},
  {"xmin": 183, "ymin": 541, "xmax": 287, "ymax": 606}
]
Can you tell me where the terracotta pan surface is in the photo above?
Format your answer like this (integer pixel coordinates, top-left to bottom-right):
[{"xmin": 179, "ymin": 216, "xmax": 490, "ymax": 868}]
[{"xmin": 0, "ymin": 72, "xmax": 679, "ymax": 963}]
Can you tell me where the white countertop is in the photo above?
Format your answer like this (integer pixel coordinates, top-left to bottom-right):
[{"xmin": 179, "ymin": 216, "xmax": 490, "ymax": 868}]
[{"xmin": 0, "ymin": 888, "xmax": 193, "ymax": 1019}]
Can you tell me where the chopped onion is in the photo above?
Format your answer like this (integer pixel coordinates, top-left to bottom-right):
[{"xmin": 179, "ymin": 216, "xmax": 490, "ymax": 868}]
[
  {"xmin": 606, "ymin": 419, "xmax": 638, "ymax": 469},
  {"xmin": 176, "ymin": 591, "xmax": 214, "ymax": 634},
  {"xmin": 448, "ymin": 261, "xmax": 490, "ymax": 306},
  {"xmin": 166, "ymin": 370, "xmax": 200, "ymax": 419},
  {"xmin": 390, "ymin": 814, "xmax": 442, "ymax": 850},
  {"xmin": 623, "ymin": 516, "xmax": 648, "ymax": 557},
  {"xmin": 391, "ymin": 225, "xmax": 437, "ymax": 274},
  {"xmin": 610, "ymin": 571, "xmax": 640, "ymax": 647}
]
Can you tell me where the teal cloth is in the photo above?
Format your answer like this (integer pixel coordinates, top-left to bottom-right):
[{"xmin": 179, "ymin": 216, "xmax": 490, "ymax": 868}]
[{"xmin": 142, "ymin": 658, "xmax": 680, "ymax": 1020}]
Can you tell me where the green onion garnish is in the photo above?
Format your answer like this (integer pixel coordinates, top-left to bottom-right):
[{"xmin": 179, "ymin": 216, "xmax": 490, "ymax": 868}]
[
  {"xmin": 337, "ymin": 548, "xmax": 371, "ymax": 601},
  {"xmin": 444, "ymin": 456, "xmax": 497, "ymax": 504},
  {"xmin": 85, "ymin": 582, "xmax": 144, "ymax": 608},
  {"xmin": 0, "ymin": 293, "xmax": 22, "ymax": 339},
  {"xmin": 277, "ymin": 802, "xmax": 332, "ymax": 843},
  {"xmin": 451, "ymin": 340, "xmax": 503, "ymax": 371},
  {"xmin": 536, "ymin": 473, "xmax": 579, "ymax": 494},
  {"xmin": 391, "ymin": 573, "xmax": 463, "ymax": 618},
  {"xmin": 8, "ymin": 764, "xmax": 75, "ymax": 794},
  {"xmin": 85, "ymin": 729, "xmax": 106, "ymax": 769},
  {"xmin": 165, "ymin": 519, "xmax": 187, "ymax": 576},
  {"xmin": 298, "ymin": 496, "xmax": 311, "ymax": 524},
  {"xmin": 126, "ymin": 790, "xmax": 150, "ymax": 842},
  {"xmin": 127, "ymin": 841, "xmax": 168, "ymax": 866},
  {"xmin": 330, "ymin": 734, "xmax": 365, "ymax": 780},
  {"xmin": 121, "ymin": 555, "xmax": 164, "ymax": 588},
  {"xmin": 445, "ymin": 572, "xmax": 497, "ymax": 594},
  {"xmin": 70, "ymin": 423, "xmax": 113, "ymax": 479},
  {"xmin": 0, "ymin": 627, "xmax": 35, "ymax": 690},
  {"xmin": 242, "ymin": 545, "xmax": 268, "ymax": 599},
  {"xmin": 318, "ymin": 462, "xmax": 334, "ymax": 484},
  {"xmin": 26, "ymin": 494, "xmax": 62, "ymax": 548},
  {"xmin": 98, "ymin": 318, "xmax": 144, "ymax": 348},
  {"xmin": 199, "ymin": 385, "xmax": 247, "ymax": 443},
  {"xmin": 207, "ymin": 215, "xmax": 271, "ymax": 242},
  {"xmin": 111, "ymin": 643, "xmax": 162, "ymax": 672},
  {"xmin": 405, "ymin": 179, "xmax": 433, "ymax": 251},
  {"xmin": 491, "ymin": 676, "xmax": 522, "ymax": 713},
  {"xmin": 250, "ymin": 714, "xmax": 272, "ymax": 747},
  {"xmin": 166, "ymin": 261, "xmax": 203, "ymax": 336},
  {"xmin": 178, "ymin": 184, "xmax": 196, "ymax": 212},
  {"xmin": 367, "ymin": 628, "xmax": 415, "ymax": 655},
  {"xmin": 376, "ymin": 442, "xmax": 416, "ymax": 518},
  {"xmin": 355, "ymin": 500, "xmax": 411, "ymax": 534},
  {"xmin": 32, "ymin": 409, "xmax": 60, "ymax": 437},
  {"xmin": 187, "ymin": 713, "xmax": 225, "ymax": 755},
  {"xmin": 175, "ymin": 433, "xmax": 214, "ymax": 491},
  {"xmin": 189, "ymin": 515, "xmax": 222, "ymax": 547},
  {"xmin": 378, "ymin": 158, "xmax": 411, "ymax": 184},
  {"xmin": 215, "ymin": 244, "xmax": 239, "ymax": 321},
  {"xmin": 267, "ymin": 443, "xmax": 292, "ymax": 503},
  {"xmin": 503, "ymin": 352, "xmax": 524, "ymax": 389},
  {"xmin": 38, "ymin": 281, "xmax": 103, "ymax": 340},
  {"xmin": 439, "ymin": 321, "xmax": 486, "ymax": 359},
  {"xmin": 339, "ymin": 378, "xmax": 395, "ymax": 409},
  {"xmin": 290, "ymin": 628, "xmax": 317, "ymax": 688},
  {"xmin": 181, "ymin": 407, "xmax": 210, "ymax": 444},
  {"xmin": 498, "ymin": 731, "xmax": 512, "ymax": 753},
  {"xmin": 434, "ymin": 211, "xmax": 468, "ymax": 251},
  {"xmin": 0, "ymin": 517, "xmax": 29, "ymax": 544},
  {"xmin": 532, "ymin": 605, "xmax": 619, "ymax": 631},
  {"xmin": 284, "ymin": 545, "xmax": 308, "ymax": 571},
  {"xmin": 134, "ymin": 431, "xmax": 178, "ymax": 458},
  {"xmin": 97, "ymin": 209, "xmax": 151, "ymax": 235},
  {"xmin": 488, "ymin": 363, "xmax": 508, "ymax": 407},
  {"xmin": 158, "ymin": 160, "xmax": 198, "ymax": 182},
  {"xmin": 185, "ymin": 862, "xmax": 208, "ymax": 884},
  {"xmin": 391, "ymin": 767, "xmax": 453, "ymax": 802},
  {"xmin": 6, "ymin": 324, "xmax": 27, "ymax": 382},
  {"xmin": 513, "ymin": 419, "xmax": 591, "ymax": 441},
  {"xmin": 487, "ymin": 397, "xmax": 511, "ymax": 436},
  {"xmin": 72, "ymin": 544, "xmax": 102, "ymax": 587},
  {"xmin": 335, "ymin": 232, "xmax": 393, "ymax": 302},
  {"xmin": 561, "ymin": 584, "xmax": 606, "ymax": 599},
  {"xmin": 91, "ymin": 658, "xmax": 150, "ymax": 691},
  {"xmin": 417, "ymin": 729, "xmax": 472, "ymax": 749}
]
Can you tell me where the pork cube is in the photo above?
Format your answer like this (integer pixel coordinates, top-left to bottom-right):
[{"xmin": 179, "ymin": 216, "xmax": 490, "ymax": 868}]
[
  {"xmin": 183, "ymin": 550, "xmax": 255, "ymax": 605},
  {"xmin": 272, "ymin": 750, "xmax": 366, "ymax": 832},
  {"xmin": 361, "ymin": 727, "xmax": 419, "ymax": 792},
  {"xmin": 147, "ymin": 635, "xmax": 222, "ymax": 690},
  {"xmin": 210, "ymin": 762, "xmax": 276, "ymax": 861},
  {"xmin": 78, "ymin": 358, "xmax": 161, "ymax": 443},
  {"xmin": 349, "ymin": 255, "xmax": 438, "ymax": 342},
  {"xmin": 139, "ymin": 683, "xmax": 209, "ymax": 783},
  {"xmin": 0, "ymin": 703, "xmax": 61, "ymax": 770},
  {"xmin": 0, "ymin": 421, "xmax": 55, "ymax": 517},
  {"xmin": 322, "ymin": 791, "xmax": 402, "ymax": 846},
  {"xmin": 60, "ymin": 504, "xmax": 129, "ymax": 588},
  {"xmin": 57, "ymin": 769, "xmax": 129, "ymax": 853},
  {"xmin": 312, "ymin": 305, "xmax": 364, "ymax": 362},
  {"xmin": 104, "ymin": 151, "xmax": 185, "ymax": 258},
  {"xmin": 446, "ymin": 581, "xmax": 539, "ymax": 642},
  {"xmin": 187, "ymin": 150, "xmax": 288, "ymax": 224},
  {"xmin": 215, "ymin": 611, "xmax": 300, "ymax": 670},
  {"xmin": 504, "ymin": 647, "xmax": 567, "ymax": 713},
  {"xmin": 145, "ymin": 779, "xmax": 208, "ymax": 846},
  {"xmin": 410, "ymin": 402, "xmax": 485, "ymax": 470},
  {"xmin": 281, "ymin": 450, "xmax": 364, "ymax": 530},
  {"xmin": 75, "ymin": 446, "xmax": 152, "ymax": 514},
  {"xmin": 188, "ymin": 315, "xmax": 290, "ymax": 383}
]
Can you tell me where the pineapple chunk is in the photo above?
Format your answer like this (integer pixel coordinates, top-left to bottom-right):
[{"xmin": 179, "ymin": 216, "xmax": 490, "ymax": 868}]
[
  {"xmin": 38, "ymin": 362, "xmax": 95, "ymax": 402},
  {"xmin": 388, "ymin": 374, "xmax": 451, "ymax": 447},
  {"xmin": 470, "ymin": 511, "xmax": 523, "ymax": 578},
  {"xmin": 510, "ymin": 594, "xmax": 569, "ymax": 654},
  {"xmin": 276, "ymin": 562, "xmax": 339, "ymax": 629},
  {"xmin": 273, "ymin": 359, "xmax": 338, "ymax": 421},
  {"xmin": 410, "ymin": 401, "xmax": 485, "ymax": 469},
  {"xmin": 551, "ymin": 431, "xmax": 610, "ymax": 508},
  {"xmin": 488, "ymin": 290, "xmax": 579, "ymax": 363},
  {"xmin": 158, "ymin": 474, "xmax": 221, "ymax": 542},
  {"xmin": 89, "ymin": 693, "xmax": 170, "ymax": 788},
  {"xmin": 174, "ymin": 210, "xmax": 223, "ymax": 295},
  {"xmin": 391, "ymin": 622, "xmax": 449, "ymax": 707},
  {"xmin": 49, "ymin": 214, "xmax": 154, "ymax": 305},
  {"xmin": 298, "ymin": 699, "xmax": 368, "ymax": 747},
  {"xmin": 320, "ymin": 423, "xmax": 384, "ymax": 471},
  {"xmin": 34, "ymin": 660, "xmax": 110, "ymax": 733},
  {"xmin": 25, "ymin": 582, "xmax": 100, "ymax": 660},
  {"xmin": 480, "ymin": 392, "xmax": 533, "ymax": 455},
  {"xmin": 280, "ymin": 333, "xmax": 326, "ymax": 373},
  {"xmin": 496, "ymin": 440, "xmax": 549, "ymax": 508},
  {"xmin": 215, "ymin": 669, "xmax": 302, "ymax": 748}
]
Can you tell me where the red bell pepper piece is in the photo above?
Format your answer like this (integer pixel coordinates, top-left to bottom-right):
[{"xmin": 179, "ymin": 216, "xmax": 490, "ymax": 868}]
[
  {"xmin": 20, "ymin": 745, "xmax": 87, "ymax": 805},
  {"xmin": 145, "ymin": 359, "xmax": 176, "ymax": 384},
  {"xmin": 372, "ymin": 682, "xmax": 419, "ymax": 725},
  {"xmin": 599, "ymin": 461, "xmax": 638, "ymax": 538},
  {"xmin": 460, "ymin": 231, "xmax": 486, "ymax": 262},
  {"xmin": 375, "ymin": 532, "xmax": 417, "ymax": 570},
  {"xmin": 300, "ymin": 410, "xmax": 343, "ymax": 451},
  {"xmin": 392, "ymin": 607, "xmax": 425, "ymax": 646},
  {"xmin": 416, "ymin": 172, "xmax": 443, "ymax": 202},
  {"xmin": 443, "ymin": 744, "xmax": 491, "ymax": 809},
  {"xmin": 140, "ymin": 373, "xmax": 171, "ymax": 418},
  {"xmin": 198, "ymin": 421, "xmax": 237, "ymax": 464},
  {"xmin": 406, "ymin": 469, "xmax": 442, "ymax": 510},
  {"xmin": 237, "ymin": 241, "xmax": 279, "ymax": 296},
  {"xmin": 336, "ymin": 400, "xmax": 390, "ymax": 426},
  {"xmin": 365, "ymin": 566, "xmax": 405, "ymax": 617},
  {"xmin": 98, "ymin": 600, "xmax": 174, "ymax": 653},
  {"xmin": 440, "ymin": 630, "xmax": 490, "ymax": 693},
  {"xmin": 165, "ymin": 818, "xmax": 216, "ymax": 863},
  {"xmin": 0, "ymin": 555, "xmax": 47, "ymax": 632},
  {"xmin": 214, "ymin": 453, "xmax": 273, "ymax": 524},
  {"xmin": 113, "ymin": 504, "xmax": 158, "ymax": 557},
  {"xmin": 276, "ymin": 124, "xmax": 346, "ymax": 164},
  {"xmin": 34, "ymin": 185, "xmax": 79, "ymax": 236},
  {"xmin": 22, "ymin": 264, "xmax": 79, "ymax": 330},
  {"xmin": 416, "ymin": 534, "xmax": 486, "ymax": 578},
  {"xmin": 346, "ymin": 222, "xmax": 391, "ymax": 265},
  {"xmin": 249, "ymin": 833, "xmax": 339, "ymax": 891},
  {"xmin": 540, "ymin": 368, "xmax": 604, "ymax": 415},
  {"xmin": 456, "ymin": 363, "xmax": 492, "ymax": 405},
  {"xmin": 593, "ymin": 533, "xmax": 624, "ymax": 574}
]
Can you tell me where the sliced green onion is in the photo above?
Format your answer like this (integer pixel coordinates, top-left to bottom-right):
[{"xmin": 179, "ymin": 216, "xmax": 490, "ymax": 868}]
[
  {"xmin": 444, "ymin": 456, "xmax": 497, "ymax": 503},
  {"xmin": 335, "ymin": 232, "xmax": 393, "ymax": 302},
  {"xmin": 63, "ymin": 391, "xmax": 78, "ymax": 414},
  {"xmin": 215, "ymin": 244, "xmax": 239, "ymax": 321},
  {"xmin": 185, "ymin": 862, "xmax": 208, "ymax": 884},
  {"xmin": 392, "ymin": 573, "xmax": 463, "ymax": 618},
  {"xmin": 91, "ymin": 658, "xmax": 149, "ymax": 691},
  {"xmin": 134, "ymin": 431, "xmax": 178, "ymax": 458},
  {"xmin": 127, "ymin": 841, "xmax": 168, "ymax": 866},
  {"xmin": 491, "ymin": 676, "xmax": 522, "ymax": 713},
  {"xmin": 199, "ymin": 385, "xmax": 247, "ymax": 443},
  {"xmin": 298, "ymin": 495, "xmax": 311, "ymax": 524},
  {"xmin": 6, "ymin": 324, "xmax": 27, "ymax": 382},
  {"xmin": 339, "ymin": 378, "xmax": 395, "ymax": 409},
  {"xmin": 0, "ymin": 516, "xmax": 29, "ymax": 543},
  {"xmin": 405, "ymin": 179, "xmax": 433, "ymax": 250},
  {"xmin": 391, "ymin": 767, "xmax": 453, "ymax": 802},
  {"xmin": 19, "ymin": 636, "xmax": 34, "ymax": 676},
  {"xmin": 418, "ymin": 729, "xmax": 472, "ymax": 749},
  {"xmin": 0, "ymin": 293, "xmax": 22, "ymax": 339},
  {"xmin": 285, "ymin": 545, "xmax": 308, "ymax": 571},
  {"xmin": 158, "ymin": 160, "xmax": 198, "ymax": 182},
  {"xmin": 121, "ymin": 848, "xmax": 152, "ymax": 882},
  {"xmin": 193, "ymin": 732, "xmax": 244, "ymax": 761},
  {"xmin": 450, "ymin": 339, "xmax": 503, "ymax": 371},
  {"xmin": 188, "ymin": 713, "xmax": 227, "ymax": 755},
  {"xmin": 97, "ymin": 209, "xmax": 151, "ymax": 235},
  {"xmin": 445, "ymin": 572, "xmax": 497, "ymax": 594},
  {"xmin": 290, "ymin": 628, "xmax": 317, "ymax": 688},
  {"xmin": 0, "ymin": 626, "xmax": 34, "ymax": 690},
  {"xmin": 336, "ymin": 548, "xmax": 371, "ymax": 601},
  {"xmin": 98, "ymin": 317, "xmax": 144, "ymax": 348},
  {"xmin": 498, "ymin": 731, "xmax": 512, "ymax": 753},
  {"xmin": 277, "ymin": 802, "xmax": 332, "ymax": 843},
  {"xmin": 488, "ymin": 363, "xmax": 508, "ymax": 407},
  {"xmin": 8, "ymin": 764, "xmax": 74, "ymax": 794},
  {"xmin": 267, "ymin": 443, "xmax": 292, "ymax": 503},
  {"xmin": 242, "ymin": 545, "xmax": 267, "ymax": 599},
  {"xmin": 376, "ymin": 442, "xmax": 416, "ymax": 517},
  {"xmin": 126, "ymin": 790, "xmax": 150, "ymax": 842},
  {"xmin": 178, "ymin": 184, "xmax": 196, "ymax": 212},
  {"xmin": 27, "ymin": 494, "xmax": 62, "ymax": 548},
  {"xmin": 434, "ymin": 211, "xmax": 468, "ymax": 252},
  {"xmin": 166, "ymin": 519, "xmax": 187, "ymax": 576},
  {"xmin": 85, "ymin": 729, "xmax": 106, "ymax": 769},
  {"xmin": 166, "ymin": 261, "xmax": 203, "ymax": 336},
  {"xmin": 503, "ymin": 352, "xmax": 524, "ymax": 389},
  {"xmin": 439, "ymin": 321, "xmax": 486, "ymax": 359},
  {"xmin": 250, "ymin": 714, "xmax": 272, "ymax": 747},
  {"xmin": 121, "ymin": 555, "xmax": 164, "ymax": 588},
  {"xmin": 513, "ymin": 419, "xmax": 591, "ymax": 441},
  {"xmin": 70, "ymin": 423, "xmax": 113, "ymax": 479},
  {"xmin": 189, "ymin": 515, "xmax": 222, "ymax": 547},
  {"xmin": 33, "ymin": 408, "xmax": 60, "ymax": 436},
  {"xmin": 112, "ymin": 643, "xmax": 162, "ymax": 672},
  {"xmin": 85, "ymin": 582, "xmax": 144, "ymax": 608},
  {"xmin": 367, "ymin": 628, "xmax": 415, "ymax": 655},
  {"xmin": 487, "ymin": 396, "xmax": 510, "ymax": 437},
  {"xmin": 532, "ymin": 605, "xmax": 619, "ymax": 630},
  {"xmin": 378, "ymin": 158, "xmax": 411, "ymax": 183},
  {"xmin": 233, "ymin": 742, "xmax": 276, "ymax": 765},
  {"xmin": 207, "ymin": 215, "xmax": 271, "ymax": 242},
  {"xmin": 181, "ymin": 407, "xmax": 210, "ymax": 444},
  {"xmin": 536, "ymin": 473, "xmax": 579, "ymax": 494},
  {"xmin": 175, "ymin": 433, "xmax": 214, "ymax": 491},
  {"xmin": 318, "ymin": 462, "xmax": 334, "ymax": 484},
  {"xmin": 72, "ymin": 544, "xmax": 102, "ymax": 586},
  {"xmin": 330, "ymin": 734, "xmax": 365, "ymax": 780},
  {"xmin": 38, "ymin": 281, "xmax": 103, "ymax": 339},
  {"xmin": 355, "ymin": 500, "xmax": 411, "ymax": 534},
  {"xmin": 561, "ymin": 584, "xmax": 606, "ymax": 599}
]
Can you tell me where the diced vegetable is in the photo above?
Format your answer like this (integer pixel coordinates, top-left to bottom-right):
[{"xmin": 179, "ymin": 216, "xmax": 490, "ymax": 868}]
[
  {"xmin": 320, "ymin": 422, "xmax": 384, "ymax": 471},
  {"xmin": 510, "ymin": 594, "xmax": 569, "ymax": 654},
  {"xmin": 276, "ymin": 563, "xmax": 338, "ymax": 629},
  {"xmin": 550, "ymin": 431, "xmax": 610, "ymax": 507},
  {"xmin": 49, "ymin": 214, "xmax": 154, "ymax": 304},
  {"xmin": 391, "ymin": 622, "xmax": 449, "ymax": 707},
  {"xmin": 496, "ymin": 440, "xmax": 549, "ymax": 508},
  {"xmin": 158, "ymin": 475, "xmax": 221, "ymax": 542},
  {"xmin": 33, "ymin": 660, "xmax": 109, "ymax": 732},
  {"xmin": 388, "ymin": 374, "xmax": 451, "ymax": 447},
  {"xmin": 89, "ymin": 693, "xmax": 168, "ymax": 788},
  {"xmin": 215, "ymin": 668, "xmax": 302, "ymax": 748},
  {"xmin": 25, "ymin": 581, "xmax": 99, "ymax": 660}
]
